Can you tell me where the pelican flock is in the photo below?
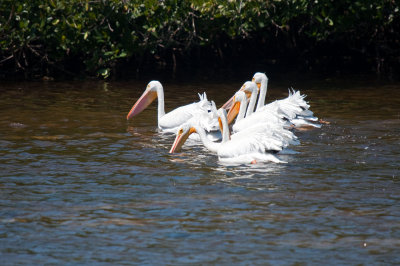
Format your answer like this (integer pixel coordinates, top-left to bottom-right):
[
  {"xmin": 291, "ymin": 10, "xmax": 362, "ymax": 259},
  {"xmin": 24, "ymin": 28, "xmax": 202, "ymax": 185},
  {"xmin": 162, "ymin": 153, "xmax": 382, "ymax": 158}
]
[{"xmin": 126, "ymin": 73, "xmax": 322, "ymax": 164}]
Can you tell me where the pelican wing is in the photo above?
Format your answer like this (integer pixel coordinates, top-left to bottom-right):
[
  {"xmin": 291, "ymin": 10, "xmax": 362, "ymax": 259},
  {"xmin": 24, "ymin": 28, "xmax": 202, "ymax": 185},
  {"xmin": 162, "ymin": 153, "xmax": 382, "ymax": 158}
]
[
  {"xmin": 232, "ymin": 108, "xmax": 286, "ymax": 133},
  {"xmin": 159, "ymin": 103, "xmax": 200, "ymax": 132},
  {"xmin": 218, "ymin": 132, "xmax": 285, "ymax": 159},
  {"xmin": 231, "ymin": 122, "xmax": 299, "ymax": 148},
  {"xmin": 159, "ymin": 92, "xmax": 217, "ymax": 132},
  {"xmin": 255, "ymin": 88, "xmax": 320, "ymax": 128}
]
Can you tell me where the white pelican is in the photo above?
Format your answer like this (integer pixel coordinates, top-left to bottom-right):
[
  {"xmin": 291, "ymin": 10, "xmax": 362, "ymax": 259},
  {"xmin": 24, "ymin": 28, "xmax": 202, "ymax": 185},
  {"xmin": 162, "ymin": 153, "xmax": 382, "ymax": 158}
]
[
  {"xmin": 220, "ymin": 81, "xmax": 259, "ymax": 122},
  {"xmin": 221, "ymin": 83, "xmax": 249, "ymax": 111},
  {"xmin": 252, "ymin": 72, "xmax": 321, "ymax": 128},
  {"xmin": 227, "ymin": 82, "xmax": 289, "ymax": 131},
  {"xmin": 126, "ymin": 80, "xmax": 219, "ymax": 134},
  {"xmin": 226, "ymin": 89, "xmax": 299, "ymax": 147},
  {"xmin": 169, "ymin": 108, "xmax": 288, "ymax": 164}
]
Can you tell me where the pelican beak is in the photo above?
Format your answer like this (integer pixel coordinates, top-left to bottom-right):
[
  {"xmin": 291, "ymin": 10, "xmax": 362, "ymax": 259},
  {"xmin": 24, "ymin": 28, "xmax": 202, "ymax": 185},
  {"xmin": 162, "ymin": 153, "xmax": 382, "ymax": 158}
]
[
  {"xmin": 221, "ymin": 95, "xmax": 235, "ymax": 110},
  {"xmin": 226, "ymin": 97, "xmax": 240, "ymax": 125},
  {"xmin": 169, "ymin": 127, "xmax": 196, "ymax": 153},
  {"xmin": 126, "ymin": 89, "xmax": 157, "ymax": 120},
  {"xmin": 217, "ymin": 117, "xmax": 231, "ymax": 140},
  {"xmin": 221, "ymin": 86, "xmax": 246, "ymax": 111},
  {"xmin": 218, "ymin": 117, "xmax": 223, "ymax": 132}
]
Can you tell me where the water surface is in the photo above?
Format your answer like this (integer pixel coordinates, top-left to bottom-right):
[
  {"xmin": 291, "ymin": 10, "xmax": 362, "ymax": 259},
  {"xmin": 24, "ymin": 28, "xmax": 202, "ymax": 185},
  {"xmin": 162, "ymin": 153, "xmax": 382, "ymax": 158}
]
[{"xmin": 1, "ymin": 76, "xmax": 399, "ymax": 264}]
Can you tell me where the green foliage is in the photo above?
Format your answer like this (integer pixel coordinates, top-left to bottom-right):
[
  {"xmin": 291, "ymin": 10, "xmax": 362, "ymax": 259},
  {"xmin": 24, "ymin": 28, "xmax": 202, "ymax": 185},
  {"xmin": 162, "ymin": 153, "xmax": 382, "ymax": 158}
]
[{"xmin": 0, "ymin": 0, "xmax": 398, "ymax": 78}]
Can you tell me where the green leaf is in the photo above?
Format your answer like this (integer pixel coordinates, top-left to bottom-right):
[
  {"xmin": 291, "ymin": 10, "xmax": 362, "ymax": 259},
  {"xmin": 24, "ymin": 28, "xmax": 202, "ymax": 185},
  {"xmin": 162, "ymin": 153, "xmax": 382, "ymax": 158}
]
[{"xmin": 97, "ymin": 68, "xmax": 110, "ymax": 78}]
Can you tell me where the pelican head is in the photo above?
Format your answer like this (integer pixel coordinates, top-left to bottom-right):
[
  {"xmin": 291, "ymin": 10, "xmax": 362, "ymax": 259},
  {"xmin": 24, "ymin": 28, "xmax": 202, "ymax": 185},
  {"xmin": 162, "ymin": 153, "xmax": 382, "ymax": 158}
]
[
  {"xmin": 226, "ymin": 90, "xmax": 247, "ymax": 124},
  {"xmin": 252, "ymin": 72, "xmax": 268, "ymax": 89},
  {"xmin": 225, "ymin": 81, "xmax": 257, "ymax": 124},
  {"xmin": 169, "ymin": 123, "xmax": 197, "ymax": 153},
  {"xmin": 242, "ymin": 81, "xmax": 258, "ymax": 97},
  {"xmin": 221, "ymin": 81, "xmax": 252, "ymax": 111},
  {"xmin": 126, "ymin": 80, "xmax": 162, "ymax": 120}
]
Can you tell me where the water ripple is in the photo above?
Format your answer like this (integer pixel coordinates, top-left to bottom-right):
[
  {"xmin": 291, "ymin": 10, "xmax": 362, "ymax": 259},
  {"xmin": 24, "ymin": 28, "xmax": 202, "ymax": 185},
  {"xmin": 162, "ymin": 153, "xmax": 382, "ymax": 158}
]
[{"xmin": 1, "ymin": 79, "xmax": 400, "ymax": 264}]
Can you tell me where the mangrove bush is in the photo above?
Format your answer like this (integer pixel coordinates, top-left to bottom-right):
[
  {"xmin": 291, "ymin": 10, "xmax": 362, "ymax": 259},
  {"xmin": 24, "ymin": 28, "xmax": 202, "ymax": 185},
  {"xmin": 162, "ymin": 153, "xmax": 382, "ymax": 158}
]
[{"xmin": 0, "ymin": 0, "xmax": 399, "ymax": 79}]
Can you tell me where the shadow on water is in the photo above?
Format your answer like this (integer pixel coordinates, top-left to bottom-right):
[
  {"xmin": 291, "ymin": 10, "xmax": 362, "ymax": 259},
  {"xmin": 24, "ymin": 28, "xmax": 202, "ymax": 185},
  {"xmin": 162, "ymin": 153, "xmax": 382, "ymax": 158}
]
[{"xmin": 0, "ymin": 75, "xmax": 399, "ymax": 264}]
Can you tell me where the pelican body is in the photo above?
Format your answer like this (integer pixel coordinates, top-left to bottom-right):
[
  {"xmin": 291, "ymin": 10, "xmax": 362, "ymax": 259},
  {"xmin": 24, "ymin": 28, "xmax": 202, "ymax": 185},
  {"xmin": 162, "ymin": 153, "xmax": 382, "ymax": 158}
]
[
  {"xmin": 226, "ymin": 82, "xmax": 289, "ymax": 132},
  {"xmin": 127, "ymin": 81, "xmax": 218, "ymax": 133},
  {"xmin": 227, "ymin": 89, "xmax": 299, "ymax": 147},
  {"xmin": 252, "ymin": 72, "xmax": 321, "ymax": 128},
  {"xmin": 169, "ymin": 108, "xmax": 289, "ymax": 164}
]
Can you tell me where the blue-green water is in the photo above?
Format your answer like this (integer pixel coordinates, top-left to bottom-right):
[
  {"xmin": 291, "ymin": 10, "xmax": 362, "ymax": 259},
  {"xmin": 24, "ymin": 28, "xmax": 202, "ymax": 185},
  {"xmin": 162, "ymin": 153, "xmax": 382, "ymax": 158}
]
[{"xmin": 1, "ymin": 77, "xmax": 399, "ymax": 264}]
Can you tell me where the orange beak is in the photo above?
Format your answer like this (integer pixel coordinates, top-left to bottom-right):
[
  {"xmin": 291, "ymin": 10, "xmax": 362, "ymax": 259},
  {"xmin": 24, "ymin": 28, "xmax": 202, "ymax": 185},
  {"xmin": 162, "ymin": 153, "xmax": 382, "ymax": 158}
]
[
  {"xmin": 221, "ymin": 95, "xmax": 235, "ymax": 110},
  {"xmin": 226, "ymin": 98, "xmax": 240, "ymax": 125},
  {"xmin": 218, "ymin": 117, "xmax": 231, "ymax": 140},
  {"xmin": 221, "ymin": 86, "xmax": 247, "ymax": 111},
  {"xmin": 126, "ymin": 90, "xmax": 157, "ymax": 120},
  {"xmin": 218, "ymin": 117, "xmax": 223, "ymax": 132},
  {"xmin": 169, "ymin": 127, "xmax": 196, "ymax": 153}
]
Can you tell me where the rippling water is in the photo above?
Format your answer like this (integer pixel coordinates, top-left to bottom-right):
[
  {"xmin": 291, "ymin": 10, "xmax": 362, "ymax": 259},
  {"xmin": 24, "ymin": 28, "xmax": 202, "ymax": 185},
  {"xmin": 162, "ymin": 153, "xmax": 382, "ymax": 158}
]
[{"xmin": 1, "ymin": 76, "xmax": 399, "ymax": 264}]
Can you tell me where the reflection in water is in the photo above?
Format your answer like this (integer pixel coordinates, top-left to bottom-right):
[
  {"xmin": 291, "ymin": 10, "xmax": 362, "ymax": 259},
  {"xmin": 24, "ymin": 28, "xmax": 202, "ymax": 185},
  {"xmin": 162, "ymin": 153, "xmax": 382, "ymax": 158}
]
[{"xmin": 0, "ymin": 78, "xmax": 400, "ymax": 264}]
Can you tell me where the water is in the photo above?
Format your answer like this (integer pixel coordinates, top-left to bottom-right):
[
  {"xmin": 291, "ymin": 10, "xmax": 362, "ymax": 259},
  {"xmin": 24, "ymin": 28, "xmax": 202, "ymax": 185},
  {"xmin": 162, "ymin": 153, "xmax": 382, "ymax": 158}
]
[{"xmin": 1, "ymin": 76, "xmax": 399, "ymax": 264}]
